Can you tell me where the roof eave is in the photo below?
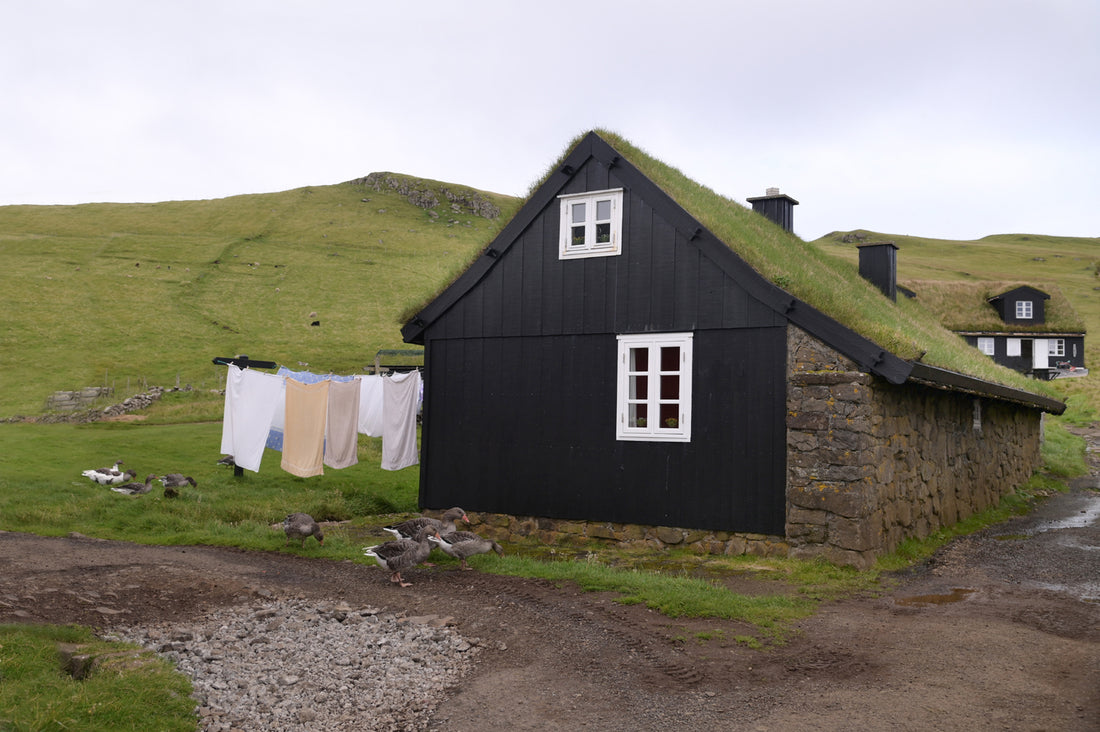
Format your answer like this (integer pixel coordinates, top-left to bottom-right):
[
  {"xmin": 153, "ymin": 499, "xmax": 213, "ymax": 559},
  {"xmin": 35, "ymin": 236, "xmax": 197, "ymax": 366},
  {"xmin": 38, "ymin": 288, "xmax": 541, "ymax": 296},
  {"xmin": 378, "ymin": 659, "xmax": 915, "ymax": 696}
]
[{"xmin": 907, "ymin": 362, "xmax": 1066, "ymax": 414}]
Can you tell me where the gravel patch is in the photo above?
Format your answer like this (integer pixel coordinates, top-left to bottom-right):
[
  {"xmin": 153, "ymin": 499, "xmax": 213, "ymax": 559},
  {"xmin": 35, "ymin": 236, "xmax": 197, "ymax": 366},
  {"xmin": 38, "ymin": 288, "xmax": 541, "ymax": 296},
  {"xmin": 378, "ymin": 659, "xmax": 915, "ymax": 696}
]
[{"xmin": 110, "ymin": 599, "xmax": 483, "ymax": 731}]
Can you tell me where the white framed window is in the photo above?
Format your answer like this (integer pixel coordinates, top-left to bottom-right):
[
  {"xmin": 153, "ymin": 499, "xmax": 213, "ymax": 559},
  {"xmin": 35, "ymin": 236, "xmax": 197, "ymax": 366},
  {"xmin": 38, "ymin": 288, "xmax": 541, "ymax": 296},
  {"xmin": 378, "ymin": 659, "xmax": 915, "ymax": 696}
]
[
  {"xmin": 1016, "ymin": 300, "xmax": 1033, "ymax": 319},
  {"xmin": 977, "ymin": 337, "xmax": 995, "ymax": 355},
  {"xmin": 616, "ymin": 332, "xmax": 692, "ymax": 442},
  {"xmin": 558, "ymin": 188, "xmax": 623, "ymax": 259},
  {"xmin": 1006, "ymin": 338, "xmax": 1022, "ymax": 357},
  {"xmin": 1048, "ymin": 339, "xmax": 1065, "ymax": 357}
]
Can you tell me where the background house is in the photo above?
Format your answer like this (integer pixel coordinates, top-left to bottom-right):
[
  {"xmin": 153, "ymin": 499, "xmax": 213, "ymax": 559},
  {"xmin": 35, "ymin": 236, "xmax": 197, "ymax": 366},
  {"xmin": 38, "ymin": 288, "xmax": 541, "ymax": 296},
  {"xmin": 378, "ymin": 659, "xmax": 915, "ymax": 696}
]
[
  {"xmin": 893, "ymin": 277, "xmax": 1087, "ymax": 380},
  {"xmin": 402, "ymin": 130, "xmax": 1065, "ymax": 568}
]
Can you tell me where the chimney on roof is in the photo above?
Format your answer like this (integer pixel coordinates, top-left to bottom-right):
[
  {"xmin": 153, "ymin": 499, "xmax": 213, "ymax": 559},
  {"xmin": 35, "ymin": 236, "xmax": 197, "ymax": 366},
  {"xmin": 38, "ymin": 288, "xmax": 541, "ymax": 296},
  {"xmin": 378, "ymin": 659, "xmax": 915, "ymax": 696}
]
[
  {"xmin": 747, "ymin": 188, "xmax": 799, "ymax": 232},
  {"xmin": 858, "ymin": 242, "xmax": 898, "ymax": 302}
]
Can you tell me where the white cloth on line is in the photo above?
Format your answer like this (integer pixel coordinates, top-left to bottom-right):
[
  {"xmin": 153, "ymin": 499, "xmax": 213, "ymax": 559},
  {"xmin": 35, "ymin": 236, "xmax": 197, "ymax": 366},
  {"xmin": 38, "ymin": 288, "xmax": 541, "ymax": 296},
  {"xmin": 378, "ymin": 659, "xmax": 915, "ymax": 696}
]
[
  {"xmin": 219, "ymin": 365, "xmax": 285, "ymax": 473},
  {"xmin": 356, "ymin": 374, "xmax": 385, "ymax": 437},
  {"xmin": 381, "ymin": 370, "xmax": 421, "ymax": 471}
]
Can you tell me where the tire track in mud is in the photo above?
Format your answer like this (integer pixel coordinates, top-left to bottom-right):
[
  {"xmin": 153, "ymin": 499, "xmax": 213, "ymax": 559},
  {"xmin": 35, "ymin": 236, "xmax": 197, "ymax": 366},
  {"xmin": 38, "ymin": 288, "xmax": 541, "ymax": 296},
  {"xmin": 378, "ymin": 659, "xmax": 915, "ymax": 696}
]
[{"xmin": 451, "ymin": 573, "xmax": 705, "ymax": 685}]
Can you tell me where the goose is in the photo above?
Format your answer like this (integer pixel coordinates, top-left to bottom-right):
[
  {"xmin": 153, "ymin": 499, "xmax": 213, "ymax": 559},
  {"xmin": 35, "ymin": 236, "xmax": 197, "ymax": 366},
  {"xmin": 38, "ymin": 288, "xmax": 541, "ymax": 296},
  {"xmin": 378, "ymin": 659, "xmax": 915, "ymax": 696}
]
[
  {"xmin": 83, "ymin": 468, "xmax": 138, "ymax": 486},
  {"xmin": 159, "ymin": 474, "xmax": 197, "ymax": 488},
  {"xmin": 382, "ymin": 507, "xmax": 469, "ymax": 540},
  {"xmin": 283, "ymin": 512, "xmax": 324, "ymax": 547},
  {"xmin": 217, "ymin": 455, "xmax": 236, "ymax": 467},
  {"xmin": 363, "ymin": 525, "xmax": 439, "ymax": 587},
  {"xmin": 81, "ymin": 460, "xmax": 127, "ymax": 484},
  {"xmin": 428, "ymin": 531, "xmax": 504, "ymax": 570},
  {"xmin": 110, "ymin": 474, "xmax": 157, "ymax": 495}
]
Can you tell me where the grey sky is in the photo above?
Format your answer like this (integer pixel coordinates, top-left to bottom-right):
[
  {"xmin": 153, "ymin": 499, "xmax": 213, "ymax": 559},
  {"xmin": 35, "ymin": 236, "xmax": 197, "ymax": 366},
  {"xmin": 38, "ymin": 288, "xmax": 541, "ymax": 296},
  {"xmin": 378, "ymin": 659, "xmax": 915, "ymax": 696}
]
[{"xmin": 3, "ymin": 0, "xmax": 1097, "ymax": 241}]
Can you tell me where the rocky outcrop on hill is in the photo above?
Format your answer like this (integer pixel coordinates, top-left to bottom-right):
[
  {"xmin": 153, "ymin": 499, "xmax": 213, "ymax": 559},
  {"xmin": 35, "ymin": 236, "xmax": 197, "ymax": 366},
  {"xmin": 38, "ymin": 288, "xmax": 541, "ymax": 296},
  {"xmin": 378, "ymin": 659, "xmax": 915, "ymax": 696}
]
[{"xmin": 350, "ymin": 172, "xmax": 502, "ymax": 220}]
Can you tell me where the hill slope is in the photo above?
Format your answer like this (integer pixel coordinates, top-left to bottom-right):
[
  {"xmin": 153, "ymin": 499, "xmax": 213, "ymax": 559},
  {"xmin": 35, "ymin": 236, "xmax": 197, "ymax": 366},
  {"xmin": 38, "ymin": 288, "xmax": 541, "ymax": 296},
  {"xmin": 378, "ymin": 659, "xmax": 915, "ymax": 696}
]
[{"xmin": 0, "ymin": 175, "xmax": 520, "ymax": 416}]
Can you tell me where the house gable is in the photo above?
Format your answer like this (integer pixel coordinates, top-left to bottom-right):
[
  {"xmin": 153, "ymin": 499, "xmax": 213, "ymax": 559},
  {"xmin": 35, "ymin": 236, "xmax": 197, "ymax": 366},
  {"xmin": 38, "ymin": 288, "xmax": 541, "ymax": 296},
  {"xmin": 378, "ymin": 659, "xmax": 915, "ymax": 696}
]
[
  {"xmin": 403, "ymin": 131, "xmax": 912, "ymax": 384},
  {"xmin": 988, "ymin": 285, "xmax": 1050, "ymax": 325}
]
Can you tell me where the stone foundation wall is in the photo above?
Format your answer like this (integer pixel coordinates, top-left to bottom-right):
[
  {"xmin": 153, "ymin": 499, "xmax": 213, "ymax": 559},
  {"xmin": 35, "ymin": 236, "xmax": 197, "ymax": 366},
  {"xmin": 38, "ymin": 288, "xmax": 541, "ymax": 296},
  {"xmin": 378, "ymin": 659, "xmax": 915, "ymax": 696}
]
[
  {"xmin": 786, "ymin": 327, "xmax": 1043, "ymax": 568},
  {"xmin": 466, "ymin": 511, "xmax": 790, "ymax": 558}
]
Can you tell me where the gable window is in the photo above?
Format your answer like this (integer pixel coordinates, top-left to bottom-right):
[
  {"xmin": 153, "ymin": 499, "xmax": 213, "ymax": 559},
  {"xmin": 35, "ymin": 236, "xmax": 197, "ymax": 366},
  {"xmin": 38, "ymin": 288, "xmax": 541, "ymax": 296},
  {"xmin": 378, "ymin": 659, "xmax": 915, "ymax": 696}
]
[
  {"xmin": 977, "ymin": 337, "xmax": 995, "ymax": 355},
  {"xmin": 1048, "ymin": 339, "xmax": 1065, "ymax": 357},
  {"xmin": 1016, "ymin": 300, "xmax": 1033, "ymax": 319},
  {"xmin": 617, "ymin": 333, "xmax": 692, "ymax": 442},
  {"xmin": 558, "ymin": 189, "xmax": 623, "ymax": 259}
]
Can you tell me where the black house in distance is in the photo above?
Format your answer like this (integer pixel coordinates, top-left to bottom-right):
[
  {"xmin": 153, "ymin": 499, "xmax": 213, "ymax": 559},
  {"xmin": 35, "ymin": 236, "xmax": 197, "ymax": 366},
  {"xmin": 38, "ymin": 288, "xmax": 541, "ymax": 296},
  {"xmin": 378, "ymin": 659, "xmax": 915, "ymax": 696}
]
[{"xmin": 402, "ymin": 130, "xmax": 1064, "ymax": 568}]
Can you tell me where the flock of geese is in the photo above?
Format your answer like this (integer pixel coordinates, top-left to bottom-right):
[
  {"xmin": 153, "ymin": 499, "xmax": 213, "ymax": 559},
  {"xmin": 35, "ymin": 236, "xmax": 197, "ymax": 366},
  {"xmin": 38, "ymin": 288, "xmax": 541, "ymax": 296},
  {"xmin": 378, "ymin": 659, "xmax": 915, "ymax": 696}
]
[
  {"xmin": 83, "ymin": 461, "xmax": 501, "ymax": 587},
  {"xmin": 288, "ymin": 506, "xmax": 504, "ymax": 587},
  {"xmin": 80, "ymin": 460, "xmax": 196, "ymax": 496}
]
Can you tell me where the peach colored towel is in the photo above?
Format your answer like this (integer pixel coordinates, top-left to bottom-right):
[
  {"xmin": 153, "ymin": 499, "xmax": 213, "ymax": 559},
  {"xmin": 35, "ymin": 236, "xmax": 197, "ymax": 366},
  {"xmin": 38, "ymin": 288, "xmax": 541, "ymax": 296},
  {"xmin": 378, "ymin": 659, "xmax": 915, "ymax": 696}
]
[{"xmin": 281, "ymin": 379, "xmax": 329, "ymax": 477}]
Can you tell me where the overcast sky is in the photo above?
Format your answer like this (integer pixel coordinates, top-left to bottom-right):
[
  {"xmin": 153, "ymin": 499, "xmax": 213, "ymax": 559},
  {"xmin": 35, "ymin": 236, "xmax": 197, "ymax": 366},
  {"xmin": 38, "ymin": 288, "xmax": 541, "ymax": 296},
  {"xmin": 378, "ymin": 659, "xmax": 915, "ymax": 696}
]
[{"xmin": 3, "ymin": 1, "xmax": 1097, "ymax": 241}]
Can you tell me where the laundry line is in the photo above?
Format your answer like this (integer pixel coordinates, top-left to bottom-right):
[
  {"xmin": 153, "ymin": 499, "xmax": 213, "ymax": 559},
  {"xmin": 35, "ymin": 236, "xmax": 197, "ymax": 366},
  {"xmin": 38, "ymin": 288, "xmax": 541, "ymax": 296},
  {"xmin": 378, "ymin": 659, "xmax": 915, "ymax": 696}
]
[{"xmin": 218, "ymin": 363, "xmax": 422, "ymax": 477}]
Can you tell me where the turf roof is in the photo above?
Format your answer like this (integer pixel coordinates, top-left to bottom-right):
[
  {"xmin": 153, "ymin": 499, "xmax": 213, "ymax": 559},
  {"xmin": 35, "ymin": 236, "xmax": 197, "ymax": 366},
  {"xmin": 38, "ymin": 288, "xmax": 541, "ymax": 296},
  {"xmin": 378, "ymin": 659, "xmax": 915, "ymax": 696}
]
[
  {"xmin": 412, "ymin": 129, "xmax": 1062, "ymax": 402},
  {"xmin": 900, "ymin": 280, "xmax": 1086, "ymax": 333}
]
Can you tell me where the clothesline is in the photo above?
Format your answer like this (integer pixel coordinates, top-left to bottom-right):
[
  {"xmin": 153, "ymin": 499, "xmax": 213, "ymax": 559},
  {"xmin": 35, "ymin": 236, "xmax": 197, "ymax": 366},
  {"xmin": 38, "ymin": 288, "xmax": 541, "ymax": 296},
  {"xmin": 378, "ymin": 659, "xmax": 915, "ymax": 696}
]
[{"xmin": 219, "ymin": 364, "xmax": 422, "ymax": 477}]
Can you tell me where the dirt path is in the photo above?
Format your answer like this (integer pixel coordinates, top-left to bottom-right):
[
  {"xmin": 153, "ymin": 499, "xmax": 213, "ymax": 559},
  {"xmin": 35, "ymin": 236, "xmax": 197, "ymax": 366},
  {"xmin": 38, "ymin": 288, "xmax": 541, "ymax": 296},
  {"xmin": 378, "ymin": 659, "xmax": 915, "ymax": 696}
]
[{"xmin": 2, "ymin": 475, "xmax": 1098, "ymax": 730}]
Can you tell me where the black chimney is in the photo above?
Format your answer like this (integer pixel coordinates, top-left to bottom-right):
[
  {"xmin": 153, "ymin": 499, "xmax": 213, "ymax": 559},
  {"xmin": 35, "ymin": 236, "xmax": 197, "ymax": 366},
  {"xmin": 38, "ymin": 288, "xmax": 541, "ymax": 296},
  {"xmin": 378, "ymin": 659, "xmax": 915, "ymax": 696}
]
[
  {"xmin": 747, "ymin": 187, "xmax": 799, "ymax": 232},
  {"xmin": 857, "ymin": 242, "xmax": 898, "ymax": 301}
]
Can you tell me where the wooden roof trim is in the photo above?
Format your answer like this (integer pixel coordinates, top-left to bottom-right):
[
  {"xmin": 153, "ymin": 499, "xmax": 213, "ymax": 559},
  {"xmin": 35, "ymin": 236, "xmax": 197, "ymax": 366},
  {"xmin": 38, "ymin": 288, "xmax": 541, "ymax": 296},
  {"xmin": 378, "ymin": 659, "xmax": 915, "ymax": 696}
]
[{"xmin": 908, "ymin": 362, "xmax": 1066, "ymax": 414}]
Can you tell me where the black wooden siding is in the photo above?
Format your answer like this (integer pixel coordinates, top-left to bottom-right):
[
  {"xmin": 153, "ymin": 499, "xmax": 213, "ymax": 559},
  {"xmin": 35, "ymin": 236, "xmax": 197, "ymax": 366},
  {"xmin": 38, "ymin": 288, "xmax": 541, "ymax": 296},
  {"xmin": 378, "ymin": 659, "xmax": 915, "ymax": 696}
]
[
  {"xmin": 419, "ymin": 154, "xmax": 789, "ymax": 535},
  {"xmin": 420, "ymin": 328, "xmax": 787, "ymax": 534}
]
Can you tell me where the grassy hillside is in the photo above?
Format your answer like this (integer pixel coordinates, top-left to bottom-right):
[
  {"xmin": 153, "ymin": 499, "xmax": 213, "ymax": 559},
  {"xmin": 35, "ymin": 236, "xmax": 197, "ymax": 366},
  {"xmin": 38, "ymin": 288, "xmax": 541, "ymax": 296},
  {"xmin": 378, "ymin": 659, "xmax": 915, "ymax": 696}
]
[
  {"xmin": 0, "ymin": 176, "xmax": 521, "ymax": 416},
  {"xmin": 815, "ymin": 230, "xmax": 1100, "ymax": 408}
]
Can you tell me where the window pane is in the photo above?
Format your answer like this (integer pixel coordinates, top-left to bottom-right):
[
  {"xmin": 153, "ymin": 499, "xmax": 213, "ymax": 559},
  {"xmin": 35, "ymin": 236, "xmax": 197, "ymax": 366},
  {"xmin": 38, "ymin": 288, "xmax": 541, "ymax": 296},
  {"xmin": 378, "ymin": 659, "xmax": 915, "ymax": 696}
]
[
  {"xmin": 629, "ymin": 374, "xmax": 648, "ymax": 400},
  {"xmin": 659, "ymin": 403, "xmax": 679, "ymax": 429},
  {"xmin": 596, "ymin": 199, "xmax": 611, "ymax": 220},
  {"xmin": 629, "ymin": 403, "xmax": 648, "ymax": 427},
  {"xmin": 571, "ymin": 201, "xmax": 586, "ymax": 224},
  {"xmin": 660, "ymin": 346, "xmax": 679, "ymax": 371},
  {"xmin": 571, "ymin": 225, "xmax": 585, "ymax": 247},
  {"xmin": 629, "ymin": 347, "xmax": 648, "ymax": 372},
  {"xmin": 595, "ymin": 223, "xmax": 610, "ymax": 244},
  {"xmin": 660, "ymin": 374, "xmax": 680, "ymax": 399}
]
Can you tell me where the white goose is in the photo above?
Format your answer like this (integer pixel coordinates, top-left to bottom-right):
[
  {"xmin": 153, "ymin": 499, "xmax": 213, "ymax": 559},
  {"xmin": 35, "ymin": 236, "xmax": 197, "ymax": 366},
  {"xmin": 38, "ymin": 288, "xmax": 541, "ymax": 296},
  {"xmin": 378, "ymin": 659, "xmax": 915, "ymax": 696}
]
[{"xmin": 81, "ymin": 460, "xmax": 129, "ymax": 485}]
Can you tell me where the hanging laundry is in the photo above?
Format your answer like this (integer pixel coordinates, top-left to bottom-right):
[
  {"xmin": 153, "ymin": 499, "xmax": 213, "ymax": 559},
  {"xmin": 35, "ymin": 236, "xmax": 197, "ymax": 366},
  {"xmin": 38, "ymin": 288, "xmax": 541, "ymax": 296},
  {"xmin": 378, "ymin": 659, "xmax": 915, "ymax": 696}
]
[
  {"xmin": 266, "ymin": 367, "xmax": 358, "ymax": 451},
  {"xmin": 220, "ymin": 365, "xmax": 285, "ymax": 473},
  {"xmin": 324, "ymin": 377, "xmax": 362, "ymax": 469},
  {"xmin": 282, "ymin": 379, "xmax": 330, "ymax": 478},
  {"xmin": 381, "ymin": 370, "xmax": 421, "ymax": 471},
  {"xmin": 356, "ymin": 374, "xmax": 385, "ymax": 437}
]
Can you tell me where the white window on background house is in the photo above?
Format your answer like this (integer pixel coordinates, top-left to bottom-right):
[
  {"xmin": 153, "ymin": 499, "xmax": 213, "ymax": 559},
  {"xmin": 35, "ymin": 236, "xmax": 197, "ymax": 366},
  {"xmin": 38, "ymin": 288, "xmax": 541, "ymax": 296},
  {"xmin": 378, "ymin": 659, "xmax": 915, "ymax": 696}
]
[
  {"xmin": 558, "ymin": 189, "xmax": 623, "ymax": 259},
  {"xmin": 1016, "ymin": 300, "xmax": 1033, "ymax": 319},
  {"xmin": 1048, "ymin": 339, "xmax": 1065, "ymax": 357},
  {"xmin": 616, "ymin": 333, "xmax": 692, "ymax": 442},
  {"xmin": 1006, "ymin": 338, "xmax": 1022, "ymax": 357},
  {"xmin": 977, "ymin": 337, "xmax": 995, "ymax": 355}
]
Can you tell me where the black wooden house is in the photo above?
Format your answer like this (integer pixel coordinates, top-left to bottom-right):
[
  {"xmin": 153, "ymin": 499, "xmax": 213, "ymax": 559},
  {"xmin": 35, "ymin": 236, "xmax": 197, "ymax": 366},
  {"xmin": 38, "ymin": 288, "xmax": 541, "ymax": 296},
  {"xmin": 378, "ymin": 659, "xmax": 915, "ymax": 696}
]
[{"xmin": 402, "ymin": 131, "xmax": 1064, "ymax": 564}]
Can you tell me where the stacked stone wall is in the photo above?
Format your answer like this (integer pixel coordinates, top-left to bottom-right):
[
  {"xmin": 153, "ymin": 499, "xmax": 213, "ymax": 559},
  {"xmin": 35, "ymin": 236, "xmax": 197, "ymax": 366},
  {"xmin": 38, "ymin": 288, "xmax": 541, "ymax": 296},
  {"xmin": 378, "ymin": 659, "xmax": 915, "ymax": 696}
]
[{"xmin": 786, "ymin": 327, "xmax": 1043, "ymax": 568}]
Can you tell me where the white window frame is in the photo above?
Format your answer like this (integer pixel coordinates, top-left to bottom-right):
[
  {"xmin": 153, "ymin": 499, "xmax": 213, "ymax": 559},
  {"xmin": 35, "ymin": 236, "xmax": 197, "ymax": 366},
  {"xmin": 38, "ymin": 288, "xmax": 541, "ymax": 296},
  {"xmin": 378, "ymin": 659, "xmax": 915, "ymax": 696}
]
[
  {"xmin": 616, "ymin": 332, "xmax": 692, "ymax": 442},
  {"xmin": 558, "ymin": 188, "xmax": 623, "ymax": 260},
  {"xmin": 1048, "ymin": 339, "xmax": 1065, "ymax": 357},
  {"xmin": 977, "ymin": 337, "xmax": 995, "ymax": 355},
  {"xmin": 1016, "ymin": 300, "xmax": 1033, "ymax": 319},
  {"xmin": 1006, "ymin": 338, "xmax": 1022, "ymax": 357}
]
